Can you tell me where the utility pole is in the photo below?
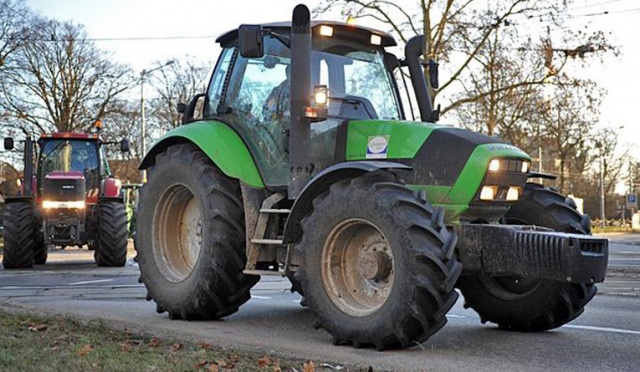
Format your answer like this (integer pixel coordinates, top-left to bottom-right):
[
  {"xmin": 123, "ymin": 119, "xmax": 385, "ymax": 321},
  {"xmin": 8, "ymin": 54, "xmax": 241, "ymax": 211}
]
[
  {"xmin": 140, "ymin": 60, "xmax": 174, "ymax": 183},
  {"xmin": 631, "ymin": 162, "xmax": 635, "ymax": 194},
  {"xmin": 599, "ymin": 144, "xmax": 605, "ymax": 229}
]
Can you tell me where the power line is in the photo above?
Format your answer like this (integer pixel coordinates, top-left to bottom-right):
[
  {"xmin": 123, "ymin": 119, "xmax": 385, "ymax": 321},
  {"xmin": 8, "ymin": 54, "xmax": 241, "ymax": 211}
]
[
  {"xmin": 571, "ymin": 6, "xmax": 640, "ymax": 18},
  {"xmin": 0, "ymin": 35, "xmax": 218, "ymax": 42},
  {"xmin": 569, "ymin": 0, "xmax": 631, "ymax": 11},
  {"xmin": 85, "ymin": 35, "xmax": 217, "ymax": 42}
]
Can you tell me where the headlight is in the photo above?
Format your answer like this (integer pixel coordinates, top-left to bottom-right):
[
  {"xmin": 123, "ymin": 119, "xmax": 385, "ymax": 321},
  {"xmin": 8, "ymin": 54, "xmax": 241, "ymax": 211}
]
[
  {"xmin": 506, "ymin": 187, "xmax": 520, "ymax": 201},
  {"xmin": 42, "ymin": 200, "xmax": 86, "ymax": 209},
  {"xmin": 480, "ymin": 186, "xmax": 498, "ymax": 200},
  {"xmin": 479, "ymin": 186, "xmax": 520, "ymax": 202},
  {"xmin": 487, "ymin": 158, "xmax": 530, "ymax": 173},
  {"xmin": 488, "ymin": 159, "xmax": 501, "ymax": 172}
]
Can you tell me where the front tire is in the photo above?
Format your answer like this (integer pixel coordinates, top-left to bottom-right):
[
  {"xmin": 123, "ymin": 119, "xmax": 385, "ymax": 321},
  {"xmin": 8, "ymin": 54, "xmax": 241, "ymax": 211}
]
[
  {"xmin": 295, "ymin": 172, "xmax": 461, "ymax": 350},
  {"xmin": 457, "ymin": 183, "xmax": 596, "ymax": 331},
  {"xmin": 94, "ymin": 201, "xmax": 128, "ymax": 267},
  {"xmin": 33, "ymin": 231, "xmax": 48, "ymax": 265},
  {"xmin": 137, "ymin": 144, "xmax": 259, "ymax": 320},
  {"xmin": 33, "ymin": 219, "xmax": 47, "ymax": 265},
  {"xmin": 2, "ymin": 202, "xmax": 36, "ymax": 269}
]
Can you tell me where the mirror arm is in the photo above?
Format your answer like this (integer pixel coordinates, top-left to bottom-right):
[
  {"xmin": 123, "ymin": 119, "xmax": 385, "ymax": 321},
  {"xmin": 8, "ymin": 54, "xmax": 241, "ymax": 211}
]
[{"xmin": 268, "ymin": 31, "xmax": 291, "ymax": 49}]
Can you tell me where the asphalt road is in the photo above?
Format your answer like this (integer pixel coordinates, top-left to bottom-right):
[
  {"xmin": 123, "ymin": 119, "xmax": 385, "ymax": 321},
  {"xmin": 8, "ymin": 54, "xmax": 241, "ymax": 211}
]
[{"xmin": 1, "ymin": 233, "xmax": 640, "ymax": 371}]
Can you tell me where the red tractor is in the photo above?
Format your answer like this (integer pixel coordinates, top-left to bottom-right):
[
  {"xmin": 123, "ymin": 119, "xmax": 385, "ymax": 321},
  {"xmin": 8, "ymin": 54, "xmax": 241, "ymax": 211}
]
[{"xmin": 2, "ymin": 124, "xmax": 130, "ymax": 268}]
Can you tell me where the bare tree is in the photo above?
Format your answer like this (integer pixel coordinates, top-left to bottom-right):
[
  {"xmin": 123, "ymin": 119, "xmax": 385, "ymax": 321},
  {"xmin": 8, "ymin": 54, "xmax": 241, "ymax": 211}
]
[
  {"xmin": 315, "ymin": 0, "xmax": 614, "ymax": 130},
  {"xmin": 0, "ymin": 16, "xmax": 135, "ymax": 134},
  {"xmin": 534, "ymin": 79, "xmax": 602, "ymax": 194},
  {"xmin": 147, "ymin": 57, "xmax": 210, "ymax": 132},
  {"xmin": 452, "ymin": 26, "xmax": 543, "ymax": 138},
  {"xmin": 0, "ymin": 0, "xmax": 30, "ymax": 137},
  {"xmin": 592, "ymin": 127, "xmax": 626, "ymax": 196},
  {"xmin": 0, "ymin": 0, "xmax": 28, "ymax": 72}
]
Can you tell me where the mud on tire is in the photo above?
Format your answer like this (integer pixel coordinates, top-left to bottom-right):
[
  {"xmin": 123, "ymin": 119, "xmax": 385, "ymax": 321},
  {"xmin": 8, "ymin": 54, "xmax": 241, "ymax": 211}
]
[
  {"xmin": 137, "ymin": 143, "xmax": 259, "ymax": 320},
  {"xmin": 294, "ymin": 171, "xmax": 461, "ymax": 350},
  {"xmin": 457, "ymin": 183, "xmax": 596, "ymax": 331}
]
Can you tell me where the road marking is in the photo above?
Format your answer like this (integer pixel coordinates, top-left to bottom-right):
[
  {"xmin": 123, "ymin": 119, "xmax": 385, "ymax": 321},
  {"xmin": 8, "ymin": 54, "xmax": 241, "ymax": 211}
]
[
  {"xmin": 445, "ymin": 314, "xmax": 640, "ymax": 336},
  {"xmin": 446, "ymin": 314, "xmax": 469, "ymax": 319},
  {"xmin": 68, "ymin": 279, "xmax": 114, "ymax": 286},
  {"xmin": 251, "ymin": 295, "xmax": 272, "ymax": 300},
  {"xmin": 564, "ymin": 324, "xmax": 640, "ymax": 336}
]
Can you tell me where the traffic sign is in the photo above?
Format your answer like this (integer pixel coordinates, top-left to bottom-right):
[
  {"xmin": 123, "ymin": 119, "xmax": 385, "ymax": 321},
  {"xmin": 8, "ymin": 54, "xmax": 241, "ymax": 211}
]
[{"xmin": 627, "ymin": 194, "xmax": 638, "ymax": 209}]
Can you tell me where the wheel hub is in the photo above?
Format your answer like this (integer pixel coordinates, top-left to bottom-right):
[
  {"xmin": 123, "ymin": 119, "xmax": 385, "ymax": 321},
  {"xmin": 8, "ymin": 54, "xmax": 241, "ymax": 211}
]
[{"xmin": 358, "ymin": 250, "xmax": 392, "ymax": 281}]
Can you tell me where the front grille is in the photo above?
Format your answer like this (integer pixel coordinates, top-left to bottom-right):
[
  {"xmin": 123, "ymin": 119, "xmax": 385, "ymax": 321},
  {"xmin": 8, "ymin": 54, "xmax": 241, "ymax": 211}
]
[
  {"xmin": 578, "ymin": 240, "xmax": 607, "ymax": 254},
  {"xmin": 42, "ymin": 175, "xmax": 86, "ymax": 201}
]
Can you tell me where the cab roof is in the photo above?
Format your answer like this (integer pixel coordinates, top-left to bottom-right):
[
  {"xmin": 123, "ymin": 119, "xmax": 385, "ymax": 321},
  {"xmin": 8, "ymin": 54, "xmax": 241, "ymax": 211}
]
[
  {"xmin": 216, "ymin": 20, "xmax": 397, "ymax": 48},
  {"xmin": 40, "ymin": 132, "xmax": 99, "ymax": 140}
]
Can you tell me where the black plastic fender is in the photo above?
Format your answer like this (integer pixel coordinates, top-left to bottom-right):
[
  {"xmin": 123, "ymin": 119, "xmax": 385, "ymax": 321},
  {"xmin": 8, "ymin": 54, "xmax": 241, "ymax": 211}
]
[{"xmin": 282, "ymin": 161, "xmax": 411, "ymax": 245}]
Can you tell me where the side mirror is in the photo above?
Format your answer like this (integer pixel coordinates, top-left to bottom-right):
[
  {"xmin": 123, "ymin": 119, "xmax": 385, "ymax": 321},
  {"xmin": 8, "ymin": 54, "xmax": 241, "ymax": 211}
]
[
  {"xmin": 384, "ymin": 52, "xmax": 401, "ymax": 71},
  {"xmin": 238, "ymin": 24, "xmax": 264, "ymax": 58},
  {"xmin": 4, "ymin": 137, "xmax": 14, "ymax": 150},
  {"xmin": 428, "ymin": 59, "xmax": 439, "ymax": 89},
  {"xmin": 181, "ymin": 93, "xmax": 206, "ymax": 125},
  {"xmin": 177, "ymin": 102, "xmax": 187, "ymax": 114},
  {"xmin": 120, "ymin": 139, "xmax": 130, "ymax": 153}
]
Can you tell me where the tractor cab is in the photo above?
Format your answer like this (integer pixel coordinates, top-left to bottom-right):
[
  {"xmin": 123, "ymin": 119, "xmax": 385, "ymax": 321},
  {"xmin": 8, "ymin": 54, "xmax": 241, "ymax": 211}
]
[
  {"xmin": 37, "ymin": 133, "xmax": 105, "ymax": 204},
  {"xmin": 2, "ymin": 123, "xmax": 131, "ymax": 269},
  {"xmin": 190, "ymin": 22, "xmax": 403, "ymax": 188}
]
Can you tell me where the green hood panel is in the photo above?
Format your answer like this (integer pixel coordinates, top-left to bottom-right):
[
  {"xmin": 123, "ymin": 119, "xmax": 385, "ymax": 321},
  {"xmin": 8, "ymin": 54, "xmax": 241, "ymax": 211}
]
[
  {"xmin": 446, "ymin": 144, "xmax": 530, "ymax": 205},
  {"xmin": 345, "ymin": 120, "xmax": 443, "ymax": 160},
  {"xmin": 344, "ymin": 120, "xmax": 531, "ymax": 222},
  {"xmin": 145, "ymin": 121, "xmax": 265, "ymax": 188}
]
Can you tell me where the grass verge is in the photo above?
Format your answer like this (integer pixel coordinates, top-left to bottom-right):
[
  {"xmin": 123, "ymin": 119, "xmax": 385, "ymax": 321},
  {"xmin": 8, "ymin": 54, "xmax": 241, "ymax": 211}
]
[{"xmin": 0, "ymin": 308, "xmax": 359, "ymax": 372}]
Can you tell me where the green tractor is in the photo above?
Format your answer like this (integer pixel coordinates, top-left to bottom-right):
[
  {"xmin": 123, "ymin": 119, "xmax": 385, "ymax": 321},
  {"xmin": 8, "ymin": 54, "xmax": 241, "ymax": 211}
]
[{"xmin": 136, "ymin": 5, "xmax": 607, "ymax": 350}]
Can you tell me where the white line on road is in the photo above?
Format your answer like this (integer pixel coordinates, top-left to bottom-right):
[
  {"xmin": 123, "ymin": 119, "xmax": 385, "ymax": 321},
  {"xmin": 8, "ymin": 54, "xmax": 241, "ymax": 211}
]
[
  {"xmin": 446, "ymin": 314, "xmax": 469, "ymax": 319},
  {"xmin": 68, "ymin": 279, "xmax": 114, "ymax": 286},
  {"xmin": 445, "ymin": 313, "xmax": 640, "ymax": 336},
  {"xmin": 563, "ymin": 324, "xmax": 640, "ymax": 336},
  {"xmin": 251, "ymin": 295, "xmax": 272, "ymax": 300}
]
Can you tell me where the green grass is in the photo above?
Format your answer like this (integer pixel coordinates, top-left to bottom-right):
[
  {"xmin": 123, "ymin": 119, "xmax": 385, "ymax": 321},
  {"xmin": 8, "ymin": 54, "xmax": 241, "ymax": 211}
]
[{"xmin": 0, "ymin": 308, "xmax": 356, "ymax": 372}]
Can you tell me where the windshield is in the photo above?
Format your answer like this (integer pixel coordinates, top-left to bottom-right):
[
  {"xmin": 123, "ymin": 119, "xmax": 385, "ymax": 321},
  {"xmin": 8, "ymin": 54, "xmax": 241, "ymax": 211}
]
[
  {"xmin": 218, "ymin": 35, "xmax": 402, "ymax": 187},
  {"xmin": 38, "ymin": 139, "xmax": 100, "ymax": 192},
  {"xmin": 312, "ymin": 42, "xmax": 401, "ymax": 120}
]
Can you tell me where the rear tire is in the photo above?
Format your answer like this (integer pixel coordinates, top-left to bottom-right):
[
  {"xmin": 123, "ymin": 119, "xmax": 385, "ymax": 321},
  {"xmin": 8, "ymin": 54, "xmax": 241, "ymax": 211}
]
[
  {"xmin": 295, "ymin": 172, "xmax": 461, "ymax": 350},
  {"xmin": 33, "ymin": 231, "xmax": 48, "ymax": 265},
  {"xmin": 457, "ymin": 183, "xmax": 595, "ymax": 331},
  {"xmin": 137, "ymin": 143, "xmax": 259, "ymax": 320},
  {"xmin": 94, "ymin": 201, "xmax": 128, "ymax": 267},
  {"xmin": 2, "ymin": 202, "xmax": 36, "ymax": 269}
]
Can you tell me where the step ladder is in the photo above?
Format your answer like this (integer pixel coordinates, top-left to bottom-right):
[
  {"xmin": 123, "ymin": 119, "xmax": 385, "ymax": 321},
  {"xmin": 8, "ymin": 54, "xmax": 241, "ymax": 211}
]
[{"xmin": 243, "ymin": 192, "xmax": 290, "ymax": 276}]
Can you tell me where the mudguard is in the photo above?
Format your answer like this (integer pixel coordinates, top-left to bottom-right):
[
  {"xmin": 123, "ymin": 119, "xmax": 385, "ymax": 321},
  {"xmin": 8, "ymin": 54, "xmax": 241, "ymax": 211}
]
[
  {"xmin": 101, "ymin": 178, "xmax": 122, "ymax": 198},
  {"xmin": 282, "ymin": 161, "xmax": 411, "ymax": 244},
  {"xmin": 139, "ymin": 121, "xmax": 264, "ymax": 188}
]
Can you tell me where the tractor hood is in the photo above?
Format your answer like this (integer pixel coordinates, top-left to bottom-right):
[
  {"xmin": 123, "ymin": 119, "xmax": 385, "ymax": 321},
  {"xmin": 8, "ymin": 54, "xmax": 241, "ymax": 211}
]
[
  {"xmin": 42, "ymin": 170, "xmax": 86, "ymax": 203},
  {"xmin": 45, "ymin": 170, "xmax": 84, "ymax": 180},
  {"xmin": 340, "ymin": 119, "xmax": 531, "ymax": 222}
]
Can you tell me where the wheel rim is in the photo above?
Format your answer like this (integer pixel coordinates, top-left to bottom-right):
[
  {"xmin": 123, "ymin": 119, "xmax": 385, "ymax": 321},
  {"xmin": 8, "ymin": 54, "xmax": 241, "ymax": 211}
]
[
  {"xmin": 321, "ymin": 218, "xmax": 394, "ymax": 317},
  {"xmin": 153, "ymin": 184, "xmax": 202, "ymax": 283},
  {"xmin": 481, "ymin": 275, "xmax": 541, "ymax": 300},
  {"xmin": 486, "ymin": 216, "xmax": 542, "ymax": 299}
]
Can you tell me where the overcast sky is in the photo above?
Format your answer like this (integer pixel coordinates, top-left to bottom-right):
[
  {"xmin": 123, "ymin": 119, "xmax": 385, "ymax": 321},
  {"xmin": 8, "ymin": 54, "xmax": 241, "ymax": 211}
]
[{"xmin": 25, "ymin": 0, "xmax": 640, "ymax": 161}]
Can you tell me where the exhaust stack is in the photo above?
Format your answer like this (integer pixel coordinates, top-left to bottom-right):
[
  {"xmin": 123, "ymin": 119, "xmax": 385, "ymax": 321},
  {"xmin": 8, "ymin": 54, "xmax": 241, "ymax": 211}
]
[{"xmin": 288, "ymin": 4, "xmax": 312, "ymax": 199}]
